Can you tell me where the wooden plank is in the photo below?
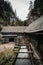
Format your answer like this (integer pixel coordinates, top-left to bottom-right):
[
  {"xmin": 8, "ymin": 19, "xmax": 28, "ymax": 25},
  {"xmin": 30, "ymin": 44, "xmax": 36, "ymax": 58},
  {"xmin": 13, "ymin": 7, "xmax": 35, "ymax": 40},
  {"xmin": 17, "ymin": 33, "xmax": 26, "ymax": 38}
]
[
  {"xmin": 14, "ymin": 51, "xmax": 33, "ymax": 53},
  {"xmin": 20, "ymin": 43, "xmax": 29, "ymax": 44},
  {"xmin": 14, "ymin": 49, "xmax": 19, "ymax": 51},
  {"xmin": 20, "ymin": 48, "xmax": 26, "ymax": 49},
  {"xmin": 19, "ymin": 44, "xmax": 29, "ymax": 46}
]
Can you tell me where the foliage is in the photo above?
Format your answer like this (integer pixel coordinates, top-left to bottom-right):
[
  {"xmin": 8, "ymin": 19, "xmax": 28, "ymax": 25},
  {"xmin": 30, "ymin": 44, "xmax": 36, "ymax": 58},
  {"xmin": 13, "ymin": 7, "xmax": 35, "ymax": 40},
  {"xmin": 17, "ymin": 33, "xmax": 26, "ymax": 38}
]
[
  {"xmin": 0, "ymin": 0, "xmax": 24, "ymax": 26},
  {"xmin": 23, "ymin": 20, "xmax": 28, "ymax": 26},
  {"xmin": 0, "ymin": 0, "xmax": 43, "ymax": 26},
  {"xmin": 0, "ymin": 25, "xmax": 2, "ymax": 31},
  {"xmin": 34, "ymin": 0, "xmax": 43, "ymax": 15},
  {"xmin": 31, "ymin": 0, "xmax": 43, "ymax": 16},
  {"xmin": 27, "ymin": 0, "xmax": 43, "ymax": 25},
  {"xmin": 0, "ymin": 0, "xmax": 15, "ymax": 26},
  {"xmin": 0, "ymin": 49, "xmax": 15, "ymax": 65}
]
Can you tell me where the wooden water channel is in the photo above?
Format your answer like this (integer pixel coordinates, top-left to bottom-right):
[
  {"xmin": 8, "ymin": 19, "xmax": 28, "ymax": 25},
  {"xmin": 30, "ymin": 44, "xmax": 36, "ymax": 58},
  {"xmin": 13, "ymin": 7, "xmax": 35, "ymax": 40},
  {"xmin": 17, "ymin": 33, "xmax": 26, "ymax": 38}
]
[{"xmin": 13, "ymin": 42, "xmax": 34, "ymax": 65}]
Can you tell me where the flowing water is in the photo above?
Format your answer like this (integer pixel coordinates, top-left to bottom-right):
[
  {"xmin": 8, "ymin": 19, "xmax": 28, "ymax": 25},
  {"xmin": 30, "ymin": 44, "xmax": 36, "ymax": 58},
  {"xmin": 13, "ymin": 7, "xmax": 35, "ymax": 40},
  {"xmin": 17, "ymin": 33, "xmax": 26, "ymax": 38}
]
[{"xmin": 14, "ymin": 46, "xmax": 31, "ymax": 65}]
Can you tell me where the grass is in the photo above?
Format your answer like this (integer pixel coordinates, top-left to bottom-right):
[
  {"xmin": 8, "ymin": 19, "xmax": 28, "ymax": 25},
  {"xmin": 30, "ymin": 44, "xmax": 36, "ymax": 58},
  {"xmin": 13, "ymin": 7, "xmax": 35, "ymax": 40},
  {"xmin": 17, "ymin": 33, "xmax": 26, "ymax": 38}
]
[{"xmin": 0, "ymin": 48, "xmax": 16, "ymax": 65}]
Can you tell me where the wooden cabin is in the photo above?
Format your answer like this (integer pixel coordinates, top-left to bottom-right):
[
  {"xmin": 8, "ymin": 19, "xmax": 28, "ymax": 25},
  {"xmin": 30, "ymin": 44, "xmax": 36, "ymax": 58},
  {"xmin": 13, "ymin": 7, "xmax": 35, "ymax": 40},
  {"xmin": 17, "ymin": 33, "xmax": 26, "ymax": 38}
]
[{"xmin": 0, "ymin": 16, "xmax": 43, "ymax": 58}]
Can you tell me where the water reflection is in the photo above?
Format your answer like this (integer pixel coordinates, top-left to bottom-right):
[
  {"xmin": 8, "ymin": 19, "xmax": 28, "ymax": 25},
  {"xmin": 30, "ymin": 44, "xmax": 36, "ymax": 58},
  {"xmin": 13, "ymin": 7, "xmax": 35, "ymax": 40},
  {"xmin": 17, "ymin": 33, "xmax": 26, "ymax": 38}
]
[
  {"xmin": 19, "ymin": 49, "xmax": 28, "ymax": 52},
  {"xmin": 18, "ymin": 53, "xmax": 29, "ymax": 58},
  {"xmin": 21, "ymin": 46, "xmax": 26, "ymax": 49}
]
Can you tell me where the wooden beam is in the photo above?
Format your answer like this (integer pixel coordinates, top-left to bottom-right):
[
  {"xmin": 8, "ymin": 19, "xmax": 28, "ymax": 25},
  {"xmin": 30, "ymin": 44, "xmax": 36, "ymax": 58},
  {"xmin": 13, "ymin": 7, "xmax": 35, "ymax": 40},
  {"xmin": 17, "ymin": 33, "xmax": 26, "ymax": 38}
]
[{"xmin": 14, "ymin": 51, "xmax": 33, "ymax": 53}]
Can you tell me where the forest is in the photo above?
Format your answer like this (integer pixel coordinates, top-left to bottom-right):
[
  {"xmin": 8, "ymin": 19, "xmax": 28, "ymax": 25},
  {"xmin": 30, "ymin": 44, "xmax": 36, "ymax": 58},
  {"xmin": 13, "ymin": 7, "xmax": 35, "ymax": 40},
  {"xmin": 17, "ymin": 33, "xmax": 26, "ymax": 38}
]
[{"xmin": 0, "ymin": 0, "xmax": 43, "ymax": 30}]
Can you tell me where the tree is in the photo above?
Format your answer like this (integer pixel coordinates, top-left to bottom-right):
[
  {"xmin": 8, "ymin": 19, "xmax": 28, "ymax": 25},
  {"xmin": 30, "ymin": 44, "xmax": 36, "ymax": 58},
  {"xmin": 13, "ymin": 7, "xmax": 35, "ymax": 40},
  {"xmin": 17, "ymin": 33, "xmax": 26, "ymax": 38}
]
[
  {"xmin": 26, "ymin": 0, "xmax": 43, "ymax": 25},
  {"xmin": 29, "ymin": 1, "xmax": 33, "ymax": 11},
  {"xmin": 23, "ymin": 20, "xmax": 28, "ymax": 26},
  {"xmin": 34, "ymin": 0, "xmax": 43, "ymax": 15},
  {"xmin": 27, "ymin": 1, "xmax": 33, "ymax": 19},
  {"xmin": 0, "ymin": 0, "xmax": 16, "ymax": 26}
]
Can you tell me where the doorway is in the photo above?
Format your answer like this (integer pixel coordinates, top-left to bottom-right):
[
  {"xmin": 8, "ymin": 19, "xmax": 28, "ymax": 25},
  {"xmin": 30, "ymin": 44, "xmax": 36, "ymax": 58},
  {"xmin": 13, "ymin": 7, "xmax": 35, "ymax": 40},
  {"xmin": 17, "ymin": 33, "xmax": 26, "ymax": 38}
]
[{"xmin": 9, "ymin": 38, "xmax": 14, "ymax": 42}]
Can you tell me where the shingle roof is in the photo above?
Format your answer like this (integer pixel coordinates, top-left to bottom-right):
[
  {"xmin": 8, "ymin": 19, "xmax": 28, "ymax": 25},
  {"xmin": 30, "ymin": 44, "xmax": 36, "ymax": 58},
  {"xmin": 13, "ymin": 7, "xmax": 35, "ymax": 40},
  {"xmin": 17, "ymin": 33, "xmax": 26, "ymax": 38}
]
[
  {"xmin": 1, "ymin": 26, "xmax": 27, "ymax": 33},
  {"xmin": 25, "ymin": 15, "xmax": 43, "ymax": 33}
]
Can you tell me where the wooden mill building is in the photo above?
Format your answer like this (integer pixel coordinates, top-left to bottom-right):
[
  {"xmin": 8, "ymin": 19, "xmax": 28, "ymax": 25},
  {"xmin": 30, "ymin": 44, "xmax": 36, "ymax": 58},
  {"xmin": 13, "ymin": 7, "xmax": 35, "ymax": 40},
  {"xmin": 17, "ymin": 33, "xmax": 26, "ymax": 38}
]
[
  {"xmin": 0, "ymin": 15, "xmax": 43, "ymax": 58},
  {"xmin": 0, "ymin": 15, "xmax": 43, "ymax": 44}
]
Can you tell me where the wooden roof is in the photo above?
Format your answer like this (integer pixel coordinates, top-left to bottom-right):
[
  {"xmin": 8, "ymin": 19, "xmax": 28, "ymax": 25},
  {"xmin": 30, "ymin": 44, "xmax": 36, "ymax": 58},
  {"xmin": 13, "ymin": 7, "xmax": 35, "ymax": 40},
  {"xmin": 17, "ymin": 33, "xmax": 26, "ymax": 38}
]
[
  {"xmin": 1, "ymin": 26, "xmax": 27, "ymax": 33},
  {"xmin": 1, "ymin": 16, "xmax": 43, "ymax": 33},
  {"xmin": 25, "ymin": 15, "xmax": 43, "ymax": 33}
]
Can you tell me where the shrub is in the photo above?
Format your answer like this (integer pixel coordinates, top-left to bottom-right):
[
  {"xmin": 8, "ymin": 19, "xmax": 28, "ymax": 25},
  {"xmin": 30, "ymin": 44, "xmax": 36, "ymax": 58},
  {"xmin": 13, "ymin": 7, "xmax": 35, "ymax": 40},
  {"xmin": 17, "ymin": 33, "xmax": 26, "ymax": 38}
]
[{"xmin": 0, "ymin": 25, "xmax": 2, "ymax": 31}]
